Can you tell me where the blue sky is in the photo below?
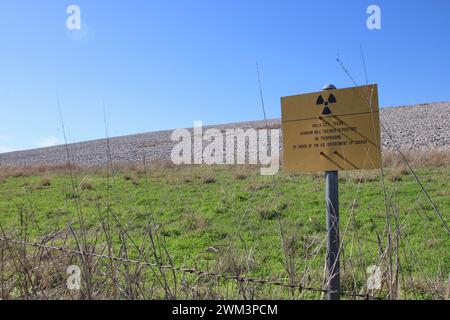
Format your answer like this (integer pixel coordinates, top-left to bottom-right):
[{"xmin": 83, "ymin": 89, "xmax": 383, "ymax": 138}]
[{"xmin": 0, "ymin": 0, "xmax": 449, "ymax": 153}]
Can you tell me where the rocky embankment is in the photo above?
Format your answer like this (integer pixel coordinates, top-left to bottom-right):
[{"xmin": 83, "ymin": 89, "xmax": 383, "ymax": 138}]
[{"xmin": 0, "ymin": 102, "xmax": 448, "ymax": 167}]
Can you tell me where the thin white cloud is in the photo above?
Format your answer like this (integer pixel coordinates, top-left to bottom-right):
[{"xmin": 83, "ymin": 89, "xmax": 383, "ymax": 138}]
[{"xmin": 35, "ymin": 136, "xmax": 60, "ymax": 148}]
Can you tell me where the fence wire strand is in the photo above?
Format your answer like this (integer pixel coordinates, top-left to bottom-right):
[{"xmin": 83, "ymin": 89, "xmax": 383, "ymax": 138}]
[{"xmin": 0, "ymin": 236, "xmax": 380, "ymax": 299}]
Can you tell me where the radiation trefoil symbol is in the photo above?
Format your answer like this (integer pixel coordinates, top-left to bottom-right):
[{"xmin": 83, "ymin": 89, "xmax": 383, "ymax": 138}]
[{"xmin": 316, "ymin": 94, "xmax": 337, "ymax": 115}]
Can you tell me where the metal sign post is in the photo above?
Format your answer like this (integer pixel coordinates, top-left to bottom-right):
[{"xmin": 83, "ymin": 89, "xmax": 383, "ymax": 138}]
[
  {"xmin": 322, "ymin": 84, "xmax": 340, "ymax": 300},
  {"xmin": 325, "ymin": 170, "xmax": 340, "ymax": 300},
  {"xmin": 281, "ymin": 83, "xmax": 382, "ymax": 300}
]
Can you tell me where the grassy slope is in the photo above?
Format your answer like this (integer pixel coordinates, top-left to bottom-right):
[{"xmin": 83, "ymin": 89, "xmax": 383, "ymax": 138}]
[{"xmin": 0, "ymin": 164, "xmax": 449, "ymax": 299}]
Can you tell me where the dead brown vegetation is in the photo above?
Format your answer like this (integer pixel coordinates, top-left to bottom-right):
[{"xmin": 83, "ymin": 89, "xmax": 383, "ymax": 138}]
[
  {"xmin": 382, "ymin": 148, "xmax": 450, "ymax": 168},
  {"xmin": 2, "ymin": 149, "xmax": 443, "ymax": 179}
]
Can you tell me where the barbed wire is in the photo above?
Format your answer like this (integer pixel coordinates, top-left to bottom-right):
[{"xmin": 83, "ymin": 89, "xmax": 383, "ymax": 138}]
[{"xmin": 0, "ymin": 236, "xmax": 381, "ymax": 300}]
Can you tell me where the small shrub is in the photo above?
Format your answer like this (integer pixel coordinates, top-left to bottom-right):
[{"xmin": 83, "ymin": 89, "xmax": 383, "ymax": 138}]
[
  {"xmin": 39, "ymin": 178, "xmax": 52, "ymax": 187},
  {"xmin": 234, "ymin": 173, "xmax": 247, "ymax": 180},
  {"xmin": 135, "ymin": 166, "xmax": 146, "ymax": 175},
  {"xmin": 12, "ymin": 170, "xmax": 25, "ymax": 178},
  {"xmin": 390, "ymin": 165, "xmax": 409, "ymax": 182},
  {"xmin": 182, "ymin": 177, "xmax": 192, "ymax": 184},
  {"xmin": 151, "ymin": 160, "xmax": 176, "ymax": 170},
  {"xmin": 202, "ymin": 176, "xmax": 216, "ymax": 184},
  {"xmin": 80, "ymin": 180, "xmax": 94, "ymax": 191},
  {"xmin": 183, "ymin": 212, "xmax": 209, "ymax": 231},
  {"xmin": 257, "ymin": 208, "xmax": 281, "ymax": 220},
  {"xmin": 214, "ymin": 246, "xmax": 255, "ymax": 275}
]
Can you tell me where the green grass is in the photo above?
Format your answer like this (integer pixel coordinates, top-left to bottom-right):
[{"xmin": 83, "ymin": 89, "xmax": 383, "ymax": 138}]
[{"xmin": 0, "ymin": 164, "xmax": 449, "ymax": 299}]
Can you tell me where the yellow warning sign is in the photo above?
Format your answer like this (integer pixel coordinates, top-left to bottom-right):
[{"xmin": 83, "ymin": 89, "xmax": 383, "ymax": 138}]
[{"xmin": 281, "ymin": 84, "xmax": 381, "ymax": 172}]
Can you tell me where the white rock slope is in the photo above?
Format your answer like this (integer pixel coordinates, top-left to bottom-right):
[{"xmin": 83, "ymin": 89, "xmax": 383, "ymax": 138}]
[{"xmin": 0, "ymin": 102, "xmax": 448, "ymax": 167}]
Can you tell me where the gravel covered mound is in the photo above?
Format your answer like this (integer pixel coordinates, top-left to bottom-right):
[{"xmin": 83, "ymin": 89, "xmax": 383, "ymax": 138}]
[
  {"xmin": 380, "ymin": 102, "xmax": 449, "ymax": 150},
  {"xmin": 0, "ymin": 102, "xmax": 448, "ymax": 167}
]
